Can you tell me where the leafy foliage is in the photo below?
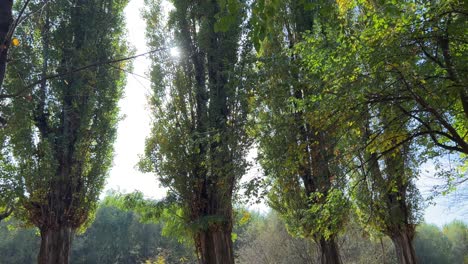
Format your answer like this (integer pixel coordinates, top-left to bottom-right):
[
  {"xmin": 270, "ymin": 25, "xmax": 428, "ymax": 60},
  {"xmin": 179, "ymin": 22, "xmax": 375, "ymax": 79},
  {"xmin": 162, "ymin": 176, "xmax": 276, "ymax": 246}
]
[
  {"xmin": 3, "ymin": 0, "xmax": 129, "ymax": 243},
  {"xmin": 251, "ymin": 2, "xmax": 349, "ymax": 257},
  {"xmin": 140, "ymin": 0, "xmax": 252, "ymax": 260},
  {"xmin": 414, "ymin": 223, "xmax": 452, "ymax": 264},
  {"xmin": 0, "ymin": 199, "xmax": 196, "ymax": 264}
]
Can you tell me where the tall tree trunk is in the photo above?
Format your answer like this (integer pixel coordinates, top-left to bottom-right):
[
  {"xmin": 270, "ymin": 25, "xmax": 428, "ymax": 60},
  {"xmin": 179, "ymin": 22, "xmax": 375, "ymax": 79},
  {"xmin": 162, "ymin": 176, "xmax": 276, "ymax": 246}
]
[
  {"xmin": 193, "ymin": 188, "xmax": 235, "ymax": 264},
  {"xmin": 319, "ymin": 237, "xmax": 342, "ymax": 264},
  {"xmin": 198, "ymin": 224, "xmax": 234, "ymax": 264},
  {"xmin": 38, "ymin": 226, "xmax": 73, "ymax": 264},
  {"xmin": 0, "ymin": 0, "xmax": 13, "ymax": 88},
  {"xmin": 390, "ymin": 230, "xmax": 417, "ymax": 264}
]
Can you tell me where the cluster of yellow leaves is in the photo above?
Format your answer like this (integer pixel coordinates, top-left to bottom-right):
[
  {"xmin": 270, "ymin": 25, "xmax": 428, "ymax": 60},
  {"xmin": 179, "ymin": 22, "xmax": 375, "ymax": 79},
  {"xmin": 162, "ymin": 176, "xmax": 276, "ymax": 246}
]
[
  {"xmin": 336, "ymin": 0, "xmax": 354, "ymax": 15},
  {"xmin": 11, "ymin": 38, "xmax": 20, "ymax": 47},
  {"xmin": 368, "ymin": 131, "xmax": 409, "ymax": 155},
  {"xmin": 144, "ymin": 256, "xmax": 166, "ymax": 264}
]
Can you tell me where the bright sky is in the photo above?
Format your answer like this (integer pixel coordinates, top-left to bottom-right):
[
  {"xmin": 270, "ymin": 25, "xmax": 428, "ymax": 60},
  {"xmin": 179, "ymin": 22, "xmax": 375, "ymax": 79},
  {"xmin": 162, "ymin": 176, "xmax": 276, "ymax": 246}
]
[
  {"xmin": 103, "ymin": 0, "xmax": 164, "ymax": 199},
  {"xmin": 104, "ymin": 0, "xmax": 466, "ymax": 227}
]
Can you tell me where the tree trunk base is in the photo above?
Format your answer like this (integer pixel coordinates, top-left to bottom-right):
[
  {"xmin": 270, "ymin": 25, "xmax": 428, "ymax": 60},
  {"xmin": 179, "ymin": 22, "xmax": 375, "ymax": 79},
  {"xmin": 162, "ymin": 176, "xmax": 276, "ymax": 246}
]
[
  {"xmin": 391, "ymin": 231, "xmax": 417, "ymax": 264},
  {"xmin": 38, "ymin": 226, "xmax": 73, "ymax": 264},
  {"xmin": 319, "ymin": 237, "xmax": 342, "ymax": 264},
  {"xmin": 198, "ymin": 226, "xmax": 234, "ymax": 264}
]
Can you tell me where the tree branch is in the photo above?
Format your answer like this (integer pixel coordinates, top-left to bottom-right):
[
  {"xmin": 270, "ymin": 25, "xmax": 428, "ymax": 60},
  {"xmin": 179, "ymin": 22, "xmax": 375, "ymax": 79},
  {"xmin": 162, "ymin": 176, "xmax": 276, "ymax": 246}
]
[{"xmin": 0, "ymin": 47, "xmax": 168, "ymax": 99}]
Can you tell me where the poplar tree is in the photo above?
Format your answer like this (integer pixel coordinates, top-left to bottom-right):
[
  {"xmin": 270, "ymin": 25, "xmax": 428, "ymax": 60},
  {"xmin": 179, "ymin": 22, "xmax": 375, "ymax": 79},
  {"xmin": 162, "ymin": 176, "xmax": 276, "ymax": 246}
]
[
  {"xmin": 251, "ymin": 1, "xmax": 348, "ymax": 263},
  {"xmin": 0, "ymin": 0, "xmax": 13, "ymax": 91},
  {"xmin": 297, "ymin": 1, "xmax": 466, "ymax": 263},
  {"xmin": 140, "ymin": 0, "xmax": 251, "ymax": 263},
  {"xmin": 4, "ymin": 0, "xmax": 128, "ymax": 262}
]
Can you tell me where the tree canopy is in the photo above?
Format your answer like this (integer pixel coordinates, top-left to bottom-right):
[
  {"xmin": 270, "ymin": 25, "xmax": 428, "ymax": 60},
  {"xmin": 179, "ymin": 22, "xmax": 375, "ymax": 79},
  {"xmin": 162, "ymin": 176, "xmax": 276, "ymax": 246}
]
[
  {"xmin": 1, "ymin": 0, "xmax": 129, "ymax": 262},
  {"xmin": 0, "ymin": 0, "xmax": 466, "ymax": 263}
]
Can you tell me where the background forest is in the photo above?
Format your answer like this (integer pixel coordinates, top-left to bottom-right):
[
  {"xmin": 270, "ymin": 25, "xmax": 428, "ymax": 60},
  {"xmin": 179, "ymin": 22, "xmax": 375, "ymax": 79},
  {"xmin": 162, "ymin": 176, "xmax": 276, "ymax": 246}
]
[
  {"xmin": 0, "ymin": 0, "xmax": 467, "ymax": 263},
  {"xmin": 0, "ymin": 193, "xmax": 467, "ymax": 264}
]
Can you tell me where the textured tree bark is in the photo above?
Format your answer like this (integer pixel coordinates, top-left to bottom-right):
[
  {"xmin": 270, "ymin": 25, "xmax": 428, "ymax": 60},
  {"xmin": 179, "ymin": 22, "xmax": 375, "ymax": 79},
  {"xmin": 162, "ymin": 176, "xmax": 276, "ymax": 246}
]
[
  {"xmin": 198, "ymin": 225, "xmax": 234, "ymax": 264},
  {"xmin": 38, "ymin": 226, "xmax": 73, "ymax": 264},
  {"xmin": 390, "ymin": 230, "xmax": 417, "ymax": 264},
  {"xmin": 0, "ymin": 0, "xmax": 13, "ymax": 88},
  {"xmin": 319, "ymin": 237, "xmax": 342, "ymax": 264},
  {"xmin": 192, "ymin": 184, "xmax": 235, "ymax": 264}
]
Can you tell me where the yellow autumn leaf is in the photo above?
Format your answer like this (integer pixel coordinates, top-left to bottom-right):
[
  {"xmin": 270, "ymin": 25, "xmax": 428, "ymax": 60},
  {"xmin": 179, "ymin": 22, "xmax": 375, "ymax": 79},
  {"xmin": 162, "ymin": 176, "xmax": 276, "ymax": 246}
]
[
  {"xmin": 11, "ymin": 38, "xmax": 20, "ymax": 47},
  {"xmin": 239, "ymin": 211, "xmax": 251, "ymax": 225},
  {"xmin": 336, "ymin": 0, "xmax": 354, "ymax": 14}
]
